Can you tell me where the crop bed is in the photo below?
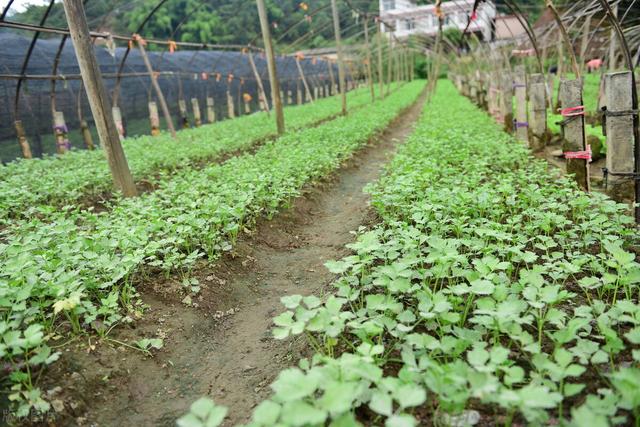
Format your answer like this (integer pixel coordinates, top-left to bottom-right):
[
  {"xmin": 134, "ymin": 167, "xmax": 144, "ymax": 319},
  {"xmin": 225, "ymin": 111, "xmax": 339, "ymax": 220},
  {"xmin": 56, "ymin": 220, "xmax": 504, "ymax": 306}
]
[
  {"xmin": 0, "ymin": 81, "xmax": 423, "ymax": 416},
  {"xmin": 185, "ymin": 80, "xmax": 640, "ymax": 426},
  {"xmin": 0, "ymin": 85, "xmax": 390, "ymax": 225}
]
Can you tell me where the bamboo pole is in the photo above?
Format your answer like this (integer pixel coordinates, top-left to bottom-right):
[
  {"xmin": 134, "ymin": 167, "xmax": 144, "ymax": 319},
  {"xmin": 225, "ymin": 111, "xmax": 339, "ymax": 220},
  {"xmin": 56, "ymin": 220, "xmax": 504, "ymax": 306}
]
[
  {"xmin": 15, "ymin": 120, "xmax": 32, "ymax": 159},
  {"xmin": 62, "ymin": 0, "xmax": 137, "ymax": 197},
  {"xmin": 330, "ymin": 0, "xmax": 347, "ymax": 115},
  {"xmin": 256, "ymin": 0, "xmax": 284, "ymax": 134},
  {"xmin": 363, "ymin": 16, "xmax": 375, "ymax": 102},
  {"xmin": 376, "ymin": 18, "xmax": 384, "ymax": 99},
  {"xmin": 295, "ymin": 56, "xmax": 314, "ymax": 104},
  {"xmin": 134, "ymin": 35, "xmax": 176, "ymax": 138},
  {"xmin": 247, "ymin": 51, "xmax": 270, "ymax": 114}
]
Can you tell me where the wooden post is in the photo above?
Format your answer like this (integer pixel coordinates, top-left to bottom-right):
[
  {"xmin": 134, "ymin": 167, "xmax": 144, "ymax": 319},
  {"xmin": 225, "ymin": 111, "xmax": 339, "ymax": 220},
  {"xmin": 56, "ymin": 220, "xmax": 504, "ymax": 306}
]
[
  {"xmin": 330, "ymin": 0, "xmax": 347, "ymax": 115},
  {"xmin": 295, "ymin": 57, "xmax": 314, "ymax": 104},
  {"xmin": 15, "ymin": 120, "xmax": 32, "ymax": 159},
  {"xmin": 134, "ymin": 35, "xmax": 176, "ymax": 139},
  {"xmin": 191, "ymin": 98, "xmax": 202, "ymax": 127},
  {"xmin": 376, "ymin": 19, "xmax": 384, "ymax": 98},
  {"xmin": 206, "ymin": 97, "xmax": 215, "ymax": 123},
  {"xmin": 528, "ymin": 73, "xmax": 548, "ymax": 152},
  {"xmin": 287, "ymin": 90, "xmax": 293, "ymax": 105},
  {"xmin": 111, "ymin": 106, "xmax": 125, "ymax": 141},
  {"xmin": 80, "ymin": 120, "xmax": 95, "ymax": 149},
  {"xmin": 227, "ymin": 90, "xmax": 235, "ymax": 118},
  {"xmin": 386, "ymin": 34, "xmax": 394, "ymax": 96},
  {"xmin": 327, "ymin": 59, "xmax": 336, "ymax": 95},
  {"xmin": 608, "ymin": 4, "xmax": 618, "ymax": 71},
  {"xmin": 62, "ymin": 0, "xmax": 137, "ymax": 197},
  {"xmin": 178, "ymin": 99, "xmax": 189, "ymax": 128},
  {"xmin": 296, "ymin": 83, "xmax": 302, "ymax": 105},
  {"xmin": 313, "ymin": 86, "xmax": 319, "ymax": 100},
  {"xmin": 256, "ymin": 0, "xmax": 285, "ymax": 134},
  {"xmin": 604, "ymin": 71, "xmax": 635, "ymax": 200},
  {"xmin": 579, "ymin": 15, "xmax": 592, "ymax": 72},
  {"xmin": 247, "ymin": 51, "xmax": 270, "ymax": 114},
  {"xmin": 514, "ymin": 65, "xmax": 528, "ymax": 143},
  {"xmin": 559, "ymin": 78, "xmax": 590, "ymax": 191},
  {"xmin": 363, "ymin": 16, "xmax": 375, "ymax": 102},
  {"xmin": 53, "ymin": 111, "xmax": 70, "ymax": 154},
  {"xmin": 148, "ymin": 101, "xmax": 160, "ymax": 136}
]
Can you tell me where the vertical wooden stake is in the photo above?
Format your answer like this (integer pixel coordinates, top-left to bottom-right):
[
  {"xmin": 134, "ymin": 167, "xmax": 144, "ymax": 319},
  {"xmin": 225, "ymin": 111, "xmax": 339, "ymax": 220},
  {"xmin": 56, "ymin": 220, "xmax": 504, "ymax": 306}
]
[
  {"xmin": 327, "ymin": 59, "xmax": 336, "ymax": 95},
  {"xmin": 227, "ymin": 90, "xmax": 235, "ymax": 118},
  {"xmin": 386, "ymin": 34, "xmax": 394, "ymax": 95},
  {"xmin": 206, "ymin": 97, "xmax": 215, "ymax": 123},
  {"xmin": 256, "ymin": 0, "xmax": 285, "ymax": 134},
  {"xmin": 15, "ymin": 120, "xmax": 32, "ymax": 159},
  {"xmin": 296, "ymin": 83, "xmax": 302, "ymax": 105},
  {"xmin": 191, "ymin": 98, "xmax": 202, "ymax": 127},
  {"xmin": 135, "ymin": 37, "xmax": 177, "ymax": 139},
  {"xmin": 80, "ymin": 120, "xmax": 95, "ymax": 149},
  {"xmin": 53, "ymin": 111, "xmax": 70, "ymax": 154},
  {"xmin": 514, "ymin": 65, "xmax": 529, "ymax": 143},
  {"xmin": 178, "ymin": 99, "xmax": 189, "ymax": 128},
  {"xmin": 559, "ymin": 78, "xmax": 590, "ymax": 191},
  {"xmin": 330, "ymin": 0, "xmax": 347, "ymax": 115},
  {"xmin": 376, "ymin": 19, "xmax": 384, "ymax": 98},
  {"xmin": 528, "ymin": 73, "xmax": 548, "ymax": 152},
  {"xmin": 247, "ymin": 51, "xmax": 270, "ymax": 114},
  {"xmin": 608, "ymin": 4, "xmax": 618, "ymax": 71},
  {"xmin": 287, "ymin": 89, "xmax": 293, "ymax": 105},
  {"xmin": 295, "ymin": 57, "xmax": 314, "ymax": 104},
  {"xmin": 111, "ymin": 106, "xmax": 125, "ymax": 141},
  {"xmin": 579, "ymin": 15, "xmax": 592, "ymax": 72},
  {"xmin": 501, "ymin": 72, "xmax": 514, "ymax": 133},
  {"xmin": 62, "ymin": 0, "xmax": 137, "ymax": 196},
  {"xmin": 604, "ymin": 71, "xmax": 635, "ymax": 200},
  {"xmin": 148, "ymin": 101, "xmax": 160, "ymax": 136},
  {"xmin": 363, "ymin": 16, "xmax": 375, "ymax": 102}
]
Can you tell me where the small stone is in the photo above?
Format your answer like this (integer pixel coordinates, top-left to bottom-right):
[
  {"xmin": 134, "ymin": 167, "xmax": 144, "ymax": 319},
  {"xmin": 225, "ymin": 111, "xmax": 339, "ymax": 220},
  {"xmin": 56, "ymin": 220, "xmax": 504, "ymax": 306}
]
[
  {"xmin": 440, "ymin": 410, "xmax": 481, "ymax": 427},
  {"xmin": 51, "ymin": 399, "xmax": 65, "ymax": 413}
]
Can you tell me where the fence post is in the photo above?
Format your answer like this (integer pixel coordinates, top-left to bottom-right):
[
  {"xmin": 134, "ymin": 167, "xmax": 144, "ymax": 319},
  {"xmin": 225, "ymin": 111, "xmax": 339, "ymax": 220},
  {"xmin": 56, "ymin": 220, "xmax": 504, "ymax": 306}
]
[
  {"xmin": 501, "ymin": 73, "xmax": 514, "ymax": 133},
  {"xmin": 227, "ymin": 90, "xmax": 235, "ymax": 118},
  {"xmin": 603, "ymin": 71, "xmax": 635, "ymax": 200},
  {"xmin": 148, "ymin": 101, "xmax": 160, "ymax": 136},
  {"xmin": 256, "ymin": 0, "xmax": 284, "ymax": 134},
  {"xmin": 295, "ymin": 56, "xmax": 314, "ymax": 104},
  {"xmin": 62, "ymin": 0, "xmax": 137, "ymax": 197},
  {"xmin": 528, "ymin": 73, "xmax": 548, "ymax": 152},
  {"xmin": 111, "ymin": 106, "xmax": 125, "ymax": 141},
  {"xmin": 135, "ymin": 35, "xmax": 176, "ymax": 138},
  {"xmin": 330, "ymin": 0, "xmax": 347, "ymax": 115},
  {"xmin": 514, "ymin": 65, "xmax": 528, "ymax": 143},
  {"xmin": 178, "ymin": 99, "xmax": 189, "ymax": 128},
  {"xmin": 80, "ymin": 120, "xmax": 95, "ymax": 149},
  {"xmin": 247, "ymin": 51, "xmax": 270, "ymax": 115},
  {"xmin": 15, "ymin": 120, "xmax": 33, "ymax": 159},
  {"xmin": 559, "ymin": 78, "xmax": 590, "ymax": 191},
  {"xmin": 191, "ymin": 98, "xmax": 202, "ymax": 127},
  {"xmin": 206, "ymin": 97, "xmax": 215, "ymax": 123},
  {"xmin": 53, "ymin": 111, "xmax": 70, "ymax": 154}
]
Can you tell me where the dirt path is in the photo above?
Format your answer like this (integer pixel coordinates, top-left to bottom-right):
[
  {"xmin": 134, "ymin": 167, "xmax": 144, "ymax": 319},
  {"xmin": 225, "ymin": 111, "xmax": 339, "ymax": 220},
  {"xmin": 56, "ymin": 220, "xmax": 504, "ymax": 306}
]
[{"xmin": 44, "ymin": 90, "xmax": 425, "ymax": 427}]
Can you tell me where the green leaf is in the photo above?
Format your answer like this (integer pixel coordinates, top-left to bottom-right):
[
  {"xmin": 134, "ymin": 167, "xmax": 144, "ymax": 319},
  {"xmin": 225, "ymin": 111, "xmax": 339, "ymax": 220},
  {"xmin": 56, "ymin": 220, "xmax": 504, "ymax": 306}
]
[
  {"xmin": 369, "ymin": 391, "xmax": 392, "ymax": 416},
  {"xmin": 271, "ymin": 368, "xmax": 318, "ymax": 402},
  {"xmin": 252, "ymin": 400, "xmax": 281, "ymax": 425}
]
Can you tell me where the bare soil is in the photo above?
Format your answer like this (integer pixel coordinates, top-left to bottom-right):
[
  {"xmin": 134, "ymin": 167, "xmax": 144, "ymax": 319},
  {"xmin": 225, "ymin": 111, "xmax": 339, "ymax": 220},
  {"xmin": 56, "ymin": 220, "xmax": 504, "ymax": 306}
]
[{"xmin": 37, "ymin": 90, "xmax": 426, "ymax": 427}]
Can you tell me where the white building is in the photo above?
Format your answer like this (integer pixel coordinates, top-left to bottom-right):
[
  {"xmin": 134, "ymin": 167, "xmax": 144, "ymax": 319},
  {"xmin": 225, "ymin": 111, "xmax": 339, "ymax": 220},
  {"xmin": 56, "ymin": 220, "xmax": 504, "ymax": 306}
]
[{"xmin": 379, "ymin": 0, "xmax": 497, "ymax": 41}]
